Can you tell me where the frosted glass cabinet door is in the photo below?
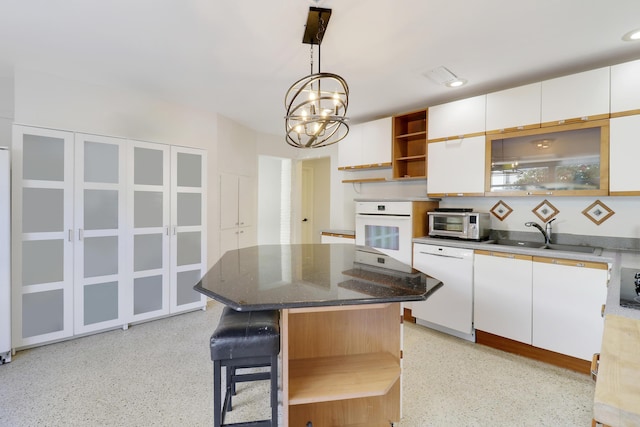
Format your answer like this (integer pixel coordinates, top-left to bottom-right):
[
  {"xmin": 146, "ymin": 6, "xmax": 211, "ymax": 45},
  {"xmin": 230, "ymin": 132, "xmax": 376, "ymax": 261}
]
[
  {"xmin": 74, "ymin": 133, "xmax": 127, "ymax": 334},
  {"xmin": 11, "ymin": 125, "xmax": 75, "ymax": 347},
  {"xmin": 170, "ymin": 146, "xmax": 207, "ymax": 313},
  {"xmin": 128, "ymin": 140, "xmax": 171, "ymax": 322}
]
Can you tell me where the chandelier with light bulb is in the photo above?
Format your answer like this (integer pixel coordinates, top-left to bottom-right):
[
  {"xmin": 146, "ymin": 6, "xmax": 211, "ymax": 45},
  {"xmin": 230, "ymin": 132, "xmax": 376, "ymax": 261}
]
[{"xmin": 284, "ymin": 7, "xmax": 349, "ymax": 148}]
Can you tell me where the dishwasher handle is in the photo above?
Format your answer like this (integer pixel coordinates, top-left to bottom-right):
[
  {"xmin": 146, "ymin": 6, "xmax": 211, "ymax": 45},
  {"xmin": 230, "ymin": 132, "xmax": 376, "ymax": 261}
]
[{"xmin": 418, "ymin": 251, "xmax": 465, "ymax": 260}]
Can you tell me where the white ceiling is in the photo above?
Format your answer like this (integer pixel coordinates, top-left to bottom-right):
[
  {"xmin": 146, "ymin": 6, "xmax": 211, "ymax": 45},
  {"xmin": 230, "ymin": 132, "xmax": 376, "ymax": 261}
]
[{"xmin": 1, "ymin": 0, "xmax": 640, "ymax": 137}]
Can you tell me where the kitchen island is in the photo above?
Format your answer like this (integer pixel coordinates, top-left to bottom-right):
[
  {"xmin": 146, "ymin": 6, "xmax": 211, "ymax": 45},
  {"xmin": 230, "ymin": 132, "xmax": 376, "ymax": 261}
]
[{"xmin": 195, "ymin": 244, "xmax": 442, "ymax": 427}]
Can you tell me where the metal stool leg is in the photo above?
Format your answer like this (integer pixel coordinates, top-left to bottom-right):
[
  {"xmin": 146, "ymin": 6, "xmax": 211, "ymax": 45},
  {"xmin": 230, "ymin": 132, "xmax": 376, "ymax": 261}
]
[
  {"xmin": 271, "ymin": 355, "xmax": 278, "ymax": 426},
  {"xmin": 213, "ymin": 360, "xmax": 222, "ymax": 427}
]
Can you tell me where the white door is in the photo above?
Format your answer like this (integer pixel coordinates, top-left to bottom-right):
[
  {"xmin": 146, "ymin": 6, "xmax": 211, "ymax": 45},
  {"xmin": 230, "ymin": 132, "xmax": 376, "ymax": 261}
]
[
  {"xmin": 170, "ymin": 146, "xmax": 207, "ymax": 313},
  {"xmin": 73, "ymin": 133, "xmax": 127, "ymax": 334},
  {"xmin": 128, "ymin": 140, "xmax": 171, "ymax": 323},
  {"xmin": 12, "ymin": 125, "xmax": 74, "ymax": 347}
]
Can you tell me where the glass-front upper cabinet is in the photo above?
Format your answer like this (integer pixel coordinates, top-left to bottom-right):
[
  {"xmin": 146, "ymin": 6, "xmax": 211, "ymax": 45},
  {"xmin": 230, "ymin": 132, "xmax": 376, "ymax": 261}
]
[{"xmin": 486, "ymin": 120, "xmax": 609, "ymax": 196}]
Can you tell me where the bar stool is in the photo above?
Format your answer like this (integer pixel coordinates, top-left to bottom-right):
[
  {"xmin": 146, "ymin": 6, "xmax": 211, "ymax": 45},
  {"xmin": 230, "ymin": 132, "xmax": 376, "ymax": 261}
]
[{"xmin": 210, "ymin": 307, "xmax": 280, "ymax": 427}]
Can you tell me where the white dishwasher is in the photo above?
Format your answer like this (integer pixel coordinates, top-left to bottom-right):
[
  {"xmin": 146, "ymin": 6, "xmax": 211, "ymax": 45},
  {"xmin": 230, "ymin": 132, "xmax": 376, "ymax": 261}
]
[{"xmin": 412, "ymin": 243, "xmax": 475, "ymax": 341}]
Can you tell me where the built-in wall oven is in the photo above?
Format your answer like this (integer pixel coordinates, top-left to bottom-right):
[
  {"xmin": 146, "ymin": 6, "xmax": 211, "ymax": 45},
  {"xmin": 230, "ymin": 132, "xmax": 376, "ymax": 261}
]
[{"xmin": 355, "ymin": 201, "xmax": 414, "ymax": 269}]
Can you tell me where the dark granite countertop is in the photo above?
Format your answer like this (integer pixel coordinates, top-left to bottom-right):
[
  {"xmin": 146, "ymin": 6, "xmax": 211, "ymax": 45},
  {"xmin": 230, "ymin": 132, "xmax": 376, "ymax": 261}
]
[{"xmin": 194, "ymin": 244, "xmax": 442, "ymax": 311}]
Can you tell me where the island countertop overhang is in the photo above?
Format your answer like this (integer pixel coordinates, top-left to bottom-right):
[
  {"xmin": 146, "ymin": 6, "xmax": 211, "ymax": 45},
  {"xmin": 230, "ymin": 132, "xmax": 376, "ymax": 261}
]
[{"xmin": 194, "ymin": 244, "xmax": 442, "ymax": 311}]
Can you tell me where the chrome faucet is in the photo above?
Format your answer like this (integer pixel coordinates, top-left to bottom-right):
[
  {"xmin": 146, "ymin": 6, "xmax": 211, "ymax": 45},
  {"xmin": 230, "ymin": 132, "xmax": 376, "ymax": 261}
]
[{"xmin": 525, "ymin": 218, "xmax": 556, "ymax": 245}]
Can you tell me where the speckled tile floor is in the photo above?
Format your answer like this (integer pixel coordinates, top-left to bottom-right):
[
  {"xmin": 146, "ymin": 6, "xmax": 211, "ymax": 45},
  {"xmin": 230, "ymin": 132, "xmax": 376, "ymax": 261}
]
[{"xmin": 0, "ymin": 301, "xmax": 594, "ymax": 426}]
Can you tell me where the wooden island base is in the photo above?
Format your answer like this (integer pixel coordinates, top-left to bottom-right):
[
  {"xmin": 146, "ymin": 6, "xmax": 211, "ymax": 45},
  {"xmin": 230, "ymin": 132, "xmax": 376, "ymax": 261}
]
[{"xmin": 281, "ymin": 303, "xmax": 403, "ymax": 427}]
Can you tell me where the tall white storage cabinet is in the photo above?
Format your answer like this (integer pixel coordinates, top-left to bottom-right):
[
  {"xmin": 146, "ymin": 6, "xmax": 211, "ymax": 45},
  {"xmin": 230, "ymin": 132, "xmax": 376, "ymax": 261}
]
[
  {"xmin": 12, "ymin": 126, "xmax": 75, "ymax": 348},
  {"xmin": 169, "ymin": 146, "xmax": 207, "ymax": 314},
  {"xmin": 73, "ymin": 133, "xmax": 128, "ymax": 335},
  {"xmin": 1, "ymin": 148, "xmax": 11, "ymax": 363},
  {"xmin": 128, "ymin": 140, "xmax": 171, "ymax": 323},
  {"xmin": 127, "ymin": 142, "xmax": 207, "ymax": 321},
  {"xmin": 12, "ymin": 125, "xmax": 207, "ymax": 349}
]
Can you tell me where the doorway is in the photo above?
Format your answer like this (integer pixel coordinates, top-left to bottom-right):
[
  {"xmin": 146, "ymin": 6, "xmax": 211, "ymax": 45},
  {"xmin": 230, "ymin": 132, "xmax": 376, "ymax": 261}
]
[{"xmin": 300, "ymin": 157, "xmax": 331, "ymax": 244}]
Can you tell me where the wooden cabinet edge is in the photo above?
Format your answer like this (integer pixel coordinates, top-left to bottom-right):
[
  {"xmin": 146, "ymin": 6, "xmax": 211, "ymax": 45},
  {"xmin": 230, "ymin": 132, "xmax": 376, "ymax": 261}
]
[
  {"xmin": 338, "ymin": 162, "xmax": 392, "ymax": 171},
  {"xmin": 320, "ymin": 232, "xmax": 355, "ymax": 239},
  {"xmin": 485, "ymin": 123, "xmax": 541, "ymax": 135},
  {"xmin": 540, "ymin": 113, "xmax": 610, "ymax": 128},
  {"xmin": 475, "ymin": 249, "xmax": 532, "ymax": 261},
  {"xmin": 428, "ymin": 192, "xmax": 484, "ymax": 198},
  {"xmin": 341, "ymin": 177, "xmax": 387, "ymax": 183},
  {"xmin": 427, "ymin": 131, "xmax": 486, "ymax": 143},
  {"xmin": 610, "ymin": 109, "xmax": 640, "ymax": 118},
  {"xmin": 532, "ymin": 256, "xmax": 608, "ymax": 270},
  {"xmin": 609, "ymin": 190, "xmax": 640, "ymax": 196}
]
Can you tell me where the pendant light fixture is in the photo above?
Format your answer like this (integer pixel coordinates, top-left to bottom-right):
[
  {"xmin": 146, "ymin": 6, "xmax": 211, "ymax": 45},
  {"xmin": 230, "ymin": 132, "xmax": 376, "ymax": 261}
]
[{"xmin": 284, "ymin": 7, "xmax": 349, "ymax": 148}]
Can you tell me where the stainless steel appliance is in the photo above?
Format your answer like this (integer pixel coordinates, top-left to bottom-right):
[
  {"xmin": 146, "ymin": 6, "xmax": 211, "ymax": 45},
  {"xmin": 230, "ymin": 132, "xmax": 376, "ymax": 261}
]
[
  {"xmin": 620, "ymin": 267, "xmax": 640, "ymax": 310},
  {"xmin": 355, "ymin": 201, "xmax": 414, "ymax": 267},
  {"xmin": 428, "ymin": 209, "xmax": 490, "ymax": 241},
  {"xmin": 1, "ymin": 148, "xmax": 10, "ymax": 364}
]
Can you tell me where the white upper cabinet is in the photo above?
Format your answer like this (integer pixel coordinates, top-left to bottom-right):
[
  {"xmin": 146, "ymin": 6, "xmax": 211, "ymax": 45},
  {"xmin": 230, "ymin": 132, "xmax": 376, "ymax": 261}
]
[
  {"xmin": 427, "ymin": 135, "xmax": 485, "ymax": 196},
  {"xmin": 337, "ymin": 124, "xmax": 362, "ymax": 169},
  {"xmin": 428, "ymin": 95, "xmax": 486, "ymax": 141},
  {"xmin": 610, "ymin": 114, "xmax": 640, "ymax": 194},
  {"xmin": 338, "ymin": 117, "xmax": 391, "ymax": 168},
  {"xmin": 360, "ymin": 117, "xmax": 392, "ymax": 166},
  {"xmin": 485, "ymin": 83, "xmax": 541, "ymax": 133},
  {"xmin": 610, "ymin": 59, "xmax": 640, "ymax": 114},
  {"xmin": 541, "ymin": 67, "xmax": 610, "ymax": 125}
]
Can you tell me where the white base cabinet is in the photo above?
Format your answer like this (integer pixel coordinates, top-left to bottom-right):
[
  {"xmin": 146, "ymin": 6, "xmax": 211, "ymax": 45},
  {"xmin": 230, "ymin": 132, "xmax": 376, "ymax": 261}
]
[
  {"xmin": 474, "ymin": 250, "xmax": 533, "ymax": 344},
  {"xmin": 11, "ymin": 125, "xmax": 206, "ymax": 349},
  {"xmin": 532, "ymin": 257, "xmax": 608, "ymax": 360},
  {"xmin": 473, "ymin": 247, "xmax": 609, "ymax": 361}
]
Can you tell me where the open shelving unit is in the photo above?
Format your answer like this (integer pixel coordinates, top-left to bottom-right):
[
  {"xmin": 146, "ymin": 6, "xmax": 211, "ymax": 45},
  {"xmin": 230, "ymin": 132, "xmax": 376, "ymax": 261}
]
[
  {"xmin": 282, "ymin": 303, "xmax": 402, "ymax": 426},
  {"xmin": 393, "ymin": 109, "xmax": 428, "ymax": 180}
]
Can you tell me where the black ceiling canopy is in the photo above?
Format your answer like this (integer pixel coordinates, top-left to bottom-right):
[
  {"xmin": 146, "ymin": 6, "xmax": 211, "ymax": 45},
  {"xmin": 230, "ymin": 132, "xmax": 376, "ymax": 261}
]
[{"xmin": 302, "ymin": 7, "xmax": 332, "ymax": 45}]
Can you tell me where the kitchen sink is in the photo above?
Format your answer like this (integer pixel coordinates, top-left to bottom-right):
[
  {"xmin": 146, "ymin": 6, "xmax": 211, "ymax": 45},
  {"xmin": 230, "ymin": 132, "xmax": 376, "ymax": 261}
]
[
  {"xmin": 490, "ymin": 239, "xmax": 543, "ymax": 248},
  {"xmin": 540, "ymin": 243, "xmax": 599, "ymax": 254},
  {"xmin": 488, "ymin": 240, "xmax": 599, "ymax": 254}
]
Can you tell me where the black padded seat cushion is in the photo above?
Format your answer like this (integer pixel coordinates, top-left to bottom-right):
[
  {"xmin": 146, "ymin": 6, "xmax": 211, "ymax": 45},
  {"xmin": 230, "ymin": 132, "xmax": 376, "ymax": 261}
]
[{"xmin": 210, "ymin": 307, "xmax": 280, "ymax": 361}]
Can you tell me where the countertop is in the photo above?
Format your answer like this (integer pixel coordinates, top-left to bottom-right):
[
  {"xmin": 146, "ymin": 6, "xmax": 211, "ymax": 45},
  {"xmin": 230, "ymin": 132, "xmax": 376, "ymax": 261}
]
[
  {"xmin": 194, "ymin": 244, "xmax": 442, "ymax": 311},
  {"xmin": 413, "ymin": 236, "xmax": 640, "ymax": 321},
  {"xmin": 593, "ymin": 315, "xmax": 640, "ymax": 426}
]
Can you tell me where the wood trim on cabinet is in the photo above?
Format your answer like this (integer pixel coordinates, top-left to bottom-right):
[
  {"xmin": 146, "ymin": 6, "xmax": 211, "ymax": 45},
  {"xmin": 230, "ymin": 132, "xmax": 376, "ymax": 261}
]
[
  {"xmin": 338, "ymin": 162, "xmax": 392, "ymax": 171},
  {"xmin": 341, "ymin": 177, "xmax": 387, "ymax": 183},
  {"xmin": 476, "ymin": 330, "xmax": 591, "ymax": 374},
  {"xmin": 485, "ymin": 123, "xmax": 541, "ymax": 135},
  {"xmin": 427, "ymin": 131, "xmax": 486, "ymax": 144},
  {"xmin": 427, "ymin": 192, "xmax": 485, "ymax": 198},
  {"xmin": 609, "ymin": 190, "xmax": 640, "ymax": 196},
  {"xmin": 475, "ymin": 249, "xmax": 532, "ymax": 261},
  {"xmin": 532, "ymin": 256, "xmax": 608, "ymax": 270},
  {"xmin": 320, "ymin": 232, "xmax": 355, "ymax": 239},
  {"xmin": 540, "ymin": 113, "xmax": 610, "ymax": 128},
  {"xmin": 411, "ymin": 201, "xmax": 439, "ymax": 240},
  {"xmin": 610, "ymin": 109, "xmax": 640, "ymax": 118}
]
